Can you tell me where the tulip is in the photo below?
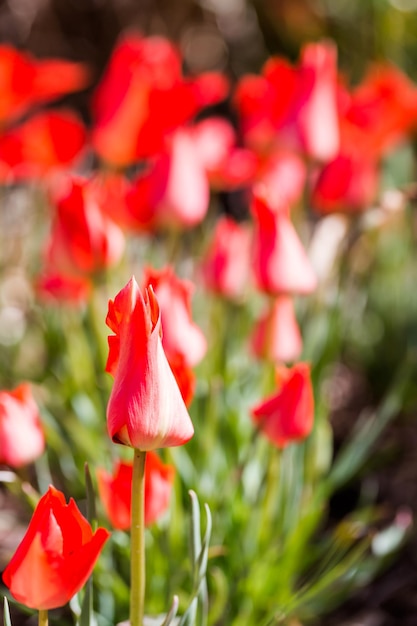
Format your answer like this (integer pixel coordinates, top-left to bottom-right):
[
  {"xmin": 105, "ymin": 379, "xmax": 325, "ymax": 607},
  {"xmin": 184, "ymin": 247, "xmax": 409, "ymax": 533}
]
[
  {"xmin": 235, "ymin": 40, "xmax": 340, "ymax": 161},
  {"xmin": 201, "ymin": 216, "xmax": 252, "ymax": 301},
  {"xmin": 251, "ymin": 192, "xmax": 317, "ymax": 296},
  {"xmin": 143, "ymin": 266, "xmax": 206, "ymax": 368},
  {"xmin": 105, "ymin": 276, "xmax": 194, "ymax": 450},
  {"xmin": 0, "ymin": 45, "xmax": 88, "ymax": 125},
  {"xmin": 45, "ymin": 175, "xmax": 125, "ymax": 277},
  {"xmin": 36, "ymin": 272, "xmax": 91, "ymax": 305},
  {"xmin": 251, "ymin": 362, "xmax": 314, "ymax": 448},
  {"xmin": 0, "ymin": 110, "xmax": 86, "ymax": 179},
  {"xmin": 0, "ymin": 383, "xmax": 44, "ymax": 468},
  {"xmin": 92, "ymin": 32, "xmax": 228, "ymax": 167},
  {"xmin": 251, "ymin": 296, "xmax": 303, "ymax": 364},
  {"xmin": 97, "ymin": 451, "xmax": 175, "ymax": 530},
  {"xmin": 311, "ymin": 152, "xmax": 378, "ymax": 214},
  {"xmin": 2, "ymin": 485, "xmax": 110, "ymax": 610}
]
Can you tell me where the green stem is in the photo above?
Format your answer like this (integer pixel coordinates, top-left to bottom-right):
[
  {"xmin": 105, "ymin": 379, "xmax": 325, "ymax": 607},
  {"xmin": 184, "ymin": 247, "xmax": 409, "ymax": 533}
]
[
  {"xmin": 38, "ymin": 609, "xmax": 48, "ymax": 626},
  {"xmin": 130, "ymin": 449, "xmax": 147, "ymax": 626}
]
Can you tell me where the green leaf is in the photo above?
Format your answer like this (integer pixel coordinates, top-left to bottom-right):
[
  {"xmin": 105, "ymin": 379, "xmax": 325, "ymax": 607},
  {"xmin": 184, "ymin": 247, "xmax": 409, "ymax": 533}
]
[
  {"xmin": 188, "ymin": 490, "xmax": 201, "ymax": 572},
  {"xmin": 3, "ymin": 597, "xmax": 12, "ymax": 626},
  {"xmin": 84, "ymin": 462, "xmax": 97, "ymax": 525},
  {"xmin": 178, "ymin": 597, "xmax": 198, "ymax": 626}
]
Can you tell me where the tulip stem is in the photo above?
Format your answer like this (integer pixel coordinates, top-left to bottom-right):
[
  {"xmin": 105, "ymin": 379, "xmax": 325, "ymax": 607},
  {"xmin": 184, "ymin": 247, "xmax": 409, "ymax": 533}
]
[
  {"xmin": 38, "ymin": 610, "xmax": 48, "ymax": 626},
  {"xmin": 130, "ymin": 448, "xmax": 147, "ymax": 626}
]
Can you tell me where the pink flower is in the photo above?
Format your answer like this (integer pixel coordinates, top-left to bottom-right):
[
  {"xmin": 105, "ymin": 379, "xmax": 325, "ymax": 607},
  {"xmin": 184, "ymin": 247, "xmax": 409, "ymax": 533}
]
[
  {"xmin": 251, "ymin": 296, "xmax": 303, "ymax": 363},
  {"xmin": 105, "ymin": 277, "xmax": 194, "ymax": 450},
  {"xmin": 251, "ymin": 192, "xmax": 317, "ymax": 296},
  {"xmin": 0, "ymin": 384, "xmax": 44, "ymax": 468},
  {"xmin": 201, "ymin": 216, "xmax": 252, "ymax": 300},
  {"xmin": 191, "ymin": 117, "xmax": 258, "ymax": 190},
  {"xmin": 143, "ymin": 266, "xmax": 207, "ymax": 368}
]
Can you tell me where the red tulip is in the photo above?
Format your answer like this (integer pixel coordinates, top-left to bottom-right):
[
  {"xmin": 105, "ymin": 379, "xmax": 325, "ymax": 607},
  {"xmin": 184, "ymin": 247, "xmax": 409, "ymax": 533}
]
[
  {"xmin": 2, "ymin": 486, "xmax": 110, "ymax": 610},
  {"xmin": 251, "ymin": 296, "xmax": 303, "ymax": 364},
  {"xmin": 45, "ymin": 175, "xmax": 125, "ymax": 277},
  {"xmin": 0, "ymin": 110, "xmax": 86, "ymax": 178},
  {"xmin": 251, "ymin": 362, "xmax": 314, "ymax": 447},
  {"xmin": 97, "ymin": 451, "xmax": 175, "ymax": 530},
  {"xmin": 92, "ymin": 32, "xmax": 228, "ymax": 167},
  {"xmin": 0, "ymin": 45, "xmax": 88, "ymax": 125},
  {"xmin": 105, "ymin": 277, "xmax": 194, "ymax": 450},
  {"xmin": 235, "ymin": 40, "xmax": 340, "ymax": 161},
  {"xmin": 201, "ymin": 216, "xmax": 252, "ymax": 301},
  {"xmin": 143, "ymin": 266, "xmax": 207, "ymax": 368},
  {"xmin": 0, "ymin": 383, "xmax": 44, "ymax": 468},
  {"xmin": 251, "ymin": 192, "xmax": 317, "ymax": 296},
  {"xmin": 167, "ymin": 352, "xmax": 196, "ymax": 407},
  {"xmin": 133, "ymin": 127, "xmax": 210, "ymax": 230},
  {"xmin": 311, "ymin": 152, "xmax": 378, "ymax": 214},
  {"xmin": 341, "ymin": 63, "xmax": 417, "ymax": 158},
  {"xmin": 36, "ymin": 273, "xmax": 92, "ymax": 305}
]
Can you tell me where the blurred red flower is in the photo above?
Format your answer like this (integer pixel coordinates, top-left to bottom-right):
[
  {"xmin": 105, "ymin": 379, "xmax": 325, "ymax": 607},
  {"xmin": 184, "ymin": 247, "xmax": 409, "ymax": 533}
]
[
  {"xmin": 97, "ymin": 451, "xmax": 175, "ymax": 530},
  {"xmin": 36, "ymin": 273, "xmax": 92, "ymax": 305},
  {"xmin": 311, "ymin": 152, "xmax": 378, "ymax": 215},
  {"xmin": 45, "ymin": 175, "xmax": 125, "ymax": 277},
  {"xmin": 251, "ymin": 192, "xmax": 317, "ymax": 296},
  {"xmin": 0, "ymin": 110, "xmax": 87, "ymax": 179},
  {"xmin": 105, "ymin": 277, "xmax": 194, "ymax": 450},
  {"xmin": 251, "ymin": 296, "xmax": 303, "ymax": 364},
  {"xmin": 0, "ymin": 383, "xmax": 44, "ymax": 468},
  {"xmin": 251, "ymin": 362, "xmax": 314, "ymax": 447},
  {"xmin": 0, "ymin": 45, "xmax": 88, "ymax": 125},
  {"xmin": 235, "ymin": 40, "xmax": 339, "ymax": 161},
  {"xmin": 312, "ymin": 64, "xmax": 417, "ymax": 214},
  {"xmin": 143, "ymin": 266, "xmax": 207, "ymax": 368},
  {"xmin": 92, "ymin": 32, "xmax": 228, "ymax": 167},
  {"xmin": 201, "ymin": 216, "xmax": 252, "ymax": 301},
  {"xmin": 127, "ymin": 127, "xmax": 210, "ymax": 230},
  {"xmin": 2, "ymin": 486, "xmax": 110, "ymax": 610}
]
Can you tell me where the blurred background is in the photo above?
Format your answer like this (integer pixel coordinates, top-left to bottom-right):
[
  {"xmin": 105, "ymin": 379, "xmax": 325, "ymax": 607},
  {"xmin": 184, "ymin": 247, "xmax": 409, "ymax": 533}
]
[{"xmin": 3, "ymin": 0, "xmax": 417, "ymax": 114}]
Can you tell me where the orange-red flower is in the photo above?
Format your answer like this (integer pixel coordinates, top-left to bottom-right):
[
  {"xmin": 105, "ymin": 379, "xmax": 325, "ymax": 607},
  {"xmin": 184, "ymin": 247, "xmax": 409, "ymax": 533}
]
[
  {"xmin": 105, "ymin": 277, "xmax": 194, "ymax": 450},
  {"xmin": 0, "ymin": 383, "xmax": 44, "ymax": 468},
  {"xmin": 2, "ymin": 486, "xmax": 110, "ymax": 610},
  {"xmin": 0, "ymin": 110, "xmax": 86, "ymax": 179},
  {"xmin": 0, "ymin": 45, "xmax": 88, "ymax": 125},
  {"xmin": 92, "ymin": 32, "xmax": 228, "ymax": 167},
  {"xmin": 251, "ymin": 362, "xmax": 314, "ymax": 448},
  {"xmin": 97, "ymin": 451, "xmax": 175, "ymax": 530},
  {"xmin": 45, "ymin": 175, "xmax": 125, "ymax": 277}
]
